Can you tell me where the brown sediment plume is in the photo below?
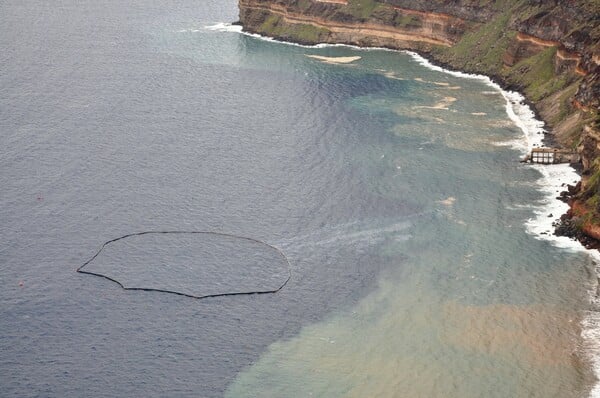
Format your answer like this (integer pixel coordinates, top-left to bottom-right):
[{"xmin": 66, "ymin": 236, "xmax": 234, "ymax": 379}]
[
  {"xmin": 226, "ymin": 276, "xmax": 591, "ymax": 397},
  {"xmin": 441, "ymin": 301, "xmax": 580, "ymax": 367}
]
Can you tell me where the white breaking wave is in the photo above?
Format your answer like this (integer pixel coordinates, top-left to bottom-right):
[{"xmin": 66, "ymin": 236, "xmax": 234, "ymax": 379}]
[
  {"xmin": 406, "ymin": 50, "xmax": 600, "ymax": 398},
  {"xmin": 405, "ymin": 51, "xmax": 543, "ymax": 154},
  {"xmin": 204, "ymin": 22, "xmax": 398, "ymax": 50},
  {"xmin": 584, "ymin": 296, "xmax": 600, "ymax": 398},
  {"xmin": 206, "ymin": 24, "xmax": 600, "ymax": 395},
  {"xmin": 204, "ymin": 22, "xmax": 335, "ymax": 47},
  {"xmin": 204, "ymin": 22, "xmax": 243, "ymax": 33},
  {"xmin": 402, "ymin": 52, "xmax": 584, "ymax": 247},
  {"xmin": 524, "ymin": 164, "xmax": 581, "ymax": 248}
]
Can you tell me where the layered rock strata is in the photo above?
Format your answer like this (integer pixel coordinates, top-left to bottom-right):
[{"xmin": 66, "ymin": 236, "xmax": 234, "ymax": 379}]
[{"xmin": 239, "ymin": 0, "xmax": 600, "ymax": 242}]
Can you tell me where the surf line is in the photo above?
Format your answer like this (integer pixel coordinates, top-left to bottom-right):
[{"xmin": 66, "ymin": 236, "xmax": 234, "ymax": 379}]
[
  {"xmin": 206, "ymin": 22, "xmax": 600, "ymax": 397},
  {"xmin": 77, "ymin": 230, "xmax": 292, "ymax": 300}
]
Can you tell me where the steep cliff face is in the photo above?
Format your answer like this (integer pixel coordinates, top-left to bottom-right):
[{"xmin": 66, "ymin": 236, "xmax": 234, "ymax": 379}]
[
  {"xmin": 238, "ymin": 0, "xmax": 600, "ymax": 241},
  {"xmin": 238, "ymin": 0, "xmax": 469, "ymax": 50}
]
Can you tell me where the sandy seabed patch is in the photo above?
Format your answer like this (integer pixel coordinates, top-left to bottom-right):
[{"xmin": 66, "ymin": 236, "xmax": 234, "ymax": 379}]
[{"xmin": 306, "ymin": 54, "xmax": 361, "ymax": 64}]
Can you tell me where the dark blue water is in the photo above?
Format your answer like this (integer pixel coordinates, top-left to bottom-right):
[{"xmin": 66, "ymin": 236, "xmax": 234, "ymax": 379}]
[{"xmin": 1, "ymin": 1, "xmax": 597, "ymax": 397}]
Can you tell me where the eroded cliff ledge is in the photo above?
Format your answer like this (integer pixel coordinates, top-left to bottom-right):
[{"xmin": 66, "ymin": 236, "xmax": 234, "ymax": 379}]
[{"xmin": 239, "ymin": 0, "xmax": 600, "ymax": 244}]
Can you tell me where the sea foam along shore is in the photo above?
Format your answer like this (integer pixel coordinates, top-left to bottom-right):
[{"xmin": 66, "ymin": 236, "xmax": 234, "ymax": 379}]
[
  {"xmin": 408, "ymin": 50, "xmax": 600, "ymax": 397},
  {"xmin": 204, "ymin": 22, "xmax": 595, "ymax": 252},
  {"xmin": 405, "ymin": 52, "xmax": 590, "ymax": 249},
  {"xmin": 204, "ymin": 22, "xmax": 600, "ymax": 396}
]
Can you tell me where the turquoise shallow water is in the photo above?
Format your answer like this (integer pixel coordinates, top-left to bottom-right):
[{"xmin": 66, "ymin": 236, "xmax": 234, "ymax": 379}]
[{"xmin": 1, "ymin": 1, "xmax": 598, "ymax": 397}]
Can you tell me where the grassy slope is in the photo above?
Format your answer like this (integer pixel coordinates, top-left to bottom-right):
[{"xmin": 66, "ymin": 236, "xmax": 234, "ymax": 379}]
[
  {"xmin": 254, "ymin": 0, "xmax": 598, "ymax": 140},
  {"xmin": 429, "ymin": 3, "xmax": 574, "ymax": 102},
  {"xmin": 258, "ymin": 14, "xmax": 330, "ymax": 43},
  {"xmin": 430, "ymin": 2, "xmax": 600, "ymax": 232},
  {"xmin": 250, "ymin": 0, "xmax": 600, "ymax": 233}
]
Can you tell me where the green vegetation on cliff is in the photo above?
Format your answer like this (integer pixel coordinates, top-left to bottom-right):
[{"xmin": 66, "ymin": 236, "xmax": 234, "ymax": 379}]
[
  {"xmin": 431, "ymin": 5, "xmax": 572, "ymax": 104},
  {"xmin": 432, "ymin": 11, "xmax": 515, "ymax": 75},
  {"xmin": 257, "ymin": 14, "xmax": 331, "ymax": 43},
  {"xmin": 240, "ymin": 0, "xmax": 600, "ymax": 239},
  {"xmin": 347, "ymin": 0, "xmax": 379, "ymax": 19}
]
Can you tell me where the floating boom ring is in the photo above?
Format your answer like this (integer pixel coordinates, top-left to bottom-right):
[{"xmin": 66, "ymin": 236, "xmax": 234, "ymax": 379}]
[{"xmin": 77, "ymin": 231, "xmax": 292, "ymax": 299}]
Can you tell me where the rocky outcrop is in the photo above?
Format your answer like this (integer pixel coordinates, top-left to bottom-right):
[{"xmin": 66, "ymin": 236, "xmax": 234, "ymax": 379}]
[
  {"xmin": 578, "ymin": 126, "xmax": 600, "ymax": 172},
  {"xmin": 577, "ymin": 73, "xmax": 600, "ymax": 112},
  {"xmin": 239, "ymin": 0, "xmax": 600, "ymax": 244}
]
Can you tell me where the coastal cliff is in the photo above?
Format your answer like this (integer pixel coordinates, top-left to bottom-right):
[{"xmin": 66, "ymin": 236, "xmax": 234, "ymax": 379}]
[{"xmin": 238, "ymin": 0, "xmax": 600, "ymax": 244}]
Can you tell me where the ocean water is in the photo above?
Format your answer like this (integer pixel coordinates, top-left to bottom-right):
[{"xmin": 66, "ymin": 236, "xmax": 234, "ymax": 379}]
[{"xmin": 1, "ymin": 1, "xmax": 599, "ymax": 397}]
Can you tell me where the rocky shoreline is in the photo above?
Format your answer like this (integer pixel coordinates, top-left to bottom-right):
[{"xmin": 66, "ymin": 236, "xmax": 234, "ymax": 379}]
[
  {"xmin": 238, "ymin": 0, "xmax": 600, "ymax": 249},
  {"xmin": 556, "ymin": 197, "xmax": 600, "ymax": 250}
]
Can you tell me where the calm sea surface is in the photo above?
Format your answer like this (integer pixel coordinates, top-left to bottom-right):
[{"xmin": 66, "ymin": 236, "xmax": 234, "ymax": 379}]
[{"xmin": 1, "ymin": 1, "xmax": 598, "ymax": 397}]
